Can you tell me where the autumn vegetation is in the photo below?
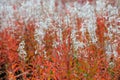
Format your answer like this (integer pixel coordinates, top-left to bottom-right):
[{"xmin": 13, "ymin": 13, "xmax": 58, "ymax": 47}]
[{"xmin": 0, "ymin": 0, "xmax": 120, "ymax": 80}]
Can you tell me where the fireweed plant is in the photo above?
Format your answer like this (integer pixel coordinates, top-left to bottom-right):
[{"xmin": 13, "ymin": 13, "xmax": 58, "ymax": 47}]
[{"xmin": 0, "ymin": 0, "xmax": 120, "ymax": 80}]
